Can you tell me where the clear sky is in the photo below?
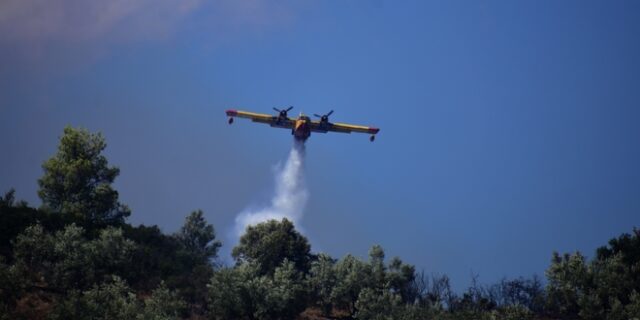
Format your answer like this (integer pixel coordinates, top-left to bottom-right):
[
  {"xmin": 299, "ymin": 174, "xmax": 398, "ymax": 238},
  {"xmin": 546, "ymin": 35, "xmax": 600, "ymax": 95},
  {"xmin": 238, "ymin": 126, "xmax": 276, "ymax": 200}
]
[{"xmin": 1, "ymin": 0, "xmax": 639, "ymax": 290}]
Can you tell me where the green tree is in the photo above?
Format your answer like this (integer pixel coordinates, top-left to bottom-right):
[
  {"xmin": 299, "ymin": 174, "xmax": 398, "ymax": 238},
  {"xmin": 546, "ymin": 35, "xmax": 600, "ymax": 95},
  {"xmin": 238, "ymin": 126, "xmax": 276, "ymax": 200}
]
[
  {"xmin": 50, "ymin": 223, "xmax": 91, "ymax": 291},
  {"xmin": 607, "ymin": 298, "xmax": 626, "ymax": 320},
  {"xmin": 354, "ymin": 286, "xmax": 401, "ymax": 320},
  {"xmin": 232, "ymin": 218, "xmax": 311, "ymax": 276},
  {"xmin": 208, "ymin": 260, "xmax": 308, "ymax": 320},
  {"xmin": 1, "ymin": 192, "xmax": 77, "ymax": 260},
  {"xmin": 626, "ymin": 291, "xmax": 640, "ymax": 319},
  {"xmin": 308, "ymin": 253, "xmax": 337, "ymax": 317},
  {"xmin": 11, "ymin": 223, "xmax": 137, "ymax": 299},
  {"xmin": 122, "ymin": 224, "xmax": 182, "ymax": 291},
  {"xmin": 332, "ymin": 254, "xmax": 372, "ymax": 316},
  {"xmin": 0, "ymin": 257, "xmax": 21, "ymax": 320},
  {"xmin": 139, "ymin": 282, "xmax": 187, "ymax": 320},
  {"xmin": 51, "ymin": 276, "xmax": 184, "ymax": 320},
  {"xmin": 545, "ymin": 251, "xmax": 590, "ymax": 317},
  {"xmin": 50, "ymin": 276, "xmax": 140, "ymax": 320},
  {"xmin": 369, "ymin": 245, "xmax": 386, "ymax": 290},
  {"xmin": 545, "ymin": 228, "xmax": 640, "ymax": 319},
  {"xmin": 38, "ymin": 126, "xmax": 130, "ymax": 226},
  {"xmin": 264, "ymin": 259, "xmax": 308, "ymax": 319},
  {"xmin": 175, "ymin": 210, "xmax": 221, "ymax": 265},
  {"xmin": 171, "ymin": 210, "xmax": 220, "ymax": 315},
  {"xmin": 493, "ymin": 304, "xmax": 534, "ymax": 320},
  {"xmin": 387, "ymin": 257, "xmax": 418, "ymax": 304},
  {"xmin": 595, "ymin": 228, "xmax": 640, "ymax": 306},
  {"xmin": 86, "ymin": 227, "xmax": 137, "ymax": 285},
  {"xmin": 208, "ymin": 267, "xmax": 246, "ymax": 320},
  {"xmin": 596, "ymin": 228, "xmax": 640, "ymax": 268},
  {"xmin": 0, "ymin": 189, "xmax": 15, "ymax": 208},
  {"xmin": 12, "ymin": 224, "xmax": 56, "ymax": 289}
]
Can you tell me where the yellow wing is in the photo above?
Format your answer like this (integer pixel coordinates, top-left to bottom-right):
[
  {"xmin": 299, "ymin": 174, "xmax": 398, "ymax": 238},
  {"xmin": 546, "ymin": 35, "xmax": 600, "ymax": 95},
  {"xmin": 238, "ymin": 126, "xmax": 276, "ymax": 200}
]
[
  {"xmin": 310, "ymin": 121, "xmax": 380, "ymax": 135},
  {"xmin": 226, "ymin": 109, "xmax": 294, "ymax": 129}
]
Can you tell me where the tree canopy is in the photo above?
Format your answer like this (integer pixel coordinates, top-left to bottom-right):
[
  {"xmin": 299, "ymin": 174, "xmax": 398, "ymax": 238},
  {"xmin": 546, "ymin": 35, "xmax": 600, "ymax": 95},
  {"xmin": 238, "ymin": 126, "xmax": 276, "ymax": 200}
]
[
  {"xmin": 38, "ymin": 126, "xmax": 130, "ymax": 227},
  {"xmin": 232, "ymin": 218, "xmax": 311, "ymax": 276},
  {"xmin": 1, "ymin": 126, "xmax": 639, "ymax": 320}
]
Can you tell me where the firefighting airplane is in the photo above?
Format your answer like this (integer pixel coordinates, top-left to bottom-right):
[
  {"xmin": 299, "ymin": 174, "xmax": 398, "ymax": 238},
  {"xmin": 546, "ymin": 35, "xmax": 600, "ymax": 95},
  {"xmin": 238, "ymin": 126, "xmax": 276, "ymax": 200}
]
[{"xmin": 226, "ymin": 107, "xmax": 380, "ymax": 142}]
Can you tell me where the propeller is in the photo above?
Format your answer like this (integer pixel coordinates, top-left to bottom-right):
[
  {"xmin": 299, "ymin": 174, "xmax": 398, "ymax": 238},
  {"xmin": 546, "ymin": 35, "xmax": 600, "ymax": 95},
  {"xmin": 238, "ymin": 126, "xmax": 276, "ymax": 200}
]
[
  {"xmin": 313, "ymin": 110, "xmax": 334, "ymax": 122},
  {"xmin": 273, "ymin": 106, "xmax": 294, "ymax": 117}
]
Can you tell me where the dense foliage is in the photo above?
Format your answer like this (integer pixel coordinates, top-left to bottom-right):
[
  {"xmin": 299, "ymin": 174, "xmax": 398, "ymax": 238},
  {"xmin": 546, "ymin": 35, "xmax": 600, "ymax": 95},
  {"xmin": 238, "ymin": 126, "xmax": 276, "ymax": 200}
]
[
  {"xmin": 1, "ymin": 126, "xmax": 639, "ymax": 319},
  {"xmin": 38, "ymin": 126, "xmax": 130, "ymax": 228}
]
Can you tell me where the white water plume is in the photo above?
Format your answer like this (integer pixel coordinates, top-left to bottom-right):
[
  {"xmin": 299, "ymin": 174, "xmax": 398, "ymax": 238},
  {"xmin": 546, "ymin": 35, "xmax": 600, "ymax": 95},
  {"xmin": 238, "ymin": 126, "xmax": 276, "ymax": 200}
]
[{"xmin": 234, "ymin": 140, "xmax": 308, "ymax": 237}]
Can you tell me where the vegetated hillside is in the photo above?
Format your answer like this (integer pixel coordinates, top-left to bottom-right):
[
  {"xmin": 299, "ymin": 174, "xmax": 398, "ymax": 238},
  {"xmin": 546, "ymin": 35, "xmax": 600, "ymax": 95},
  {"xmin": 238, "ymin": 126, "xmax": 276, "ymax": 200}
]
[{"xmin": 1, "ymin": 126, "xmax": 639, "ymax": 320}]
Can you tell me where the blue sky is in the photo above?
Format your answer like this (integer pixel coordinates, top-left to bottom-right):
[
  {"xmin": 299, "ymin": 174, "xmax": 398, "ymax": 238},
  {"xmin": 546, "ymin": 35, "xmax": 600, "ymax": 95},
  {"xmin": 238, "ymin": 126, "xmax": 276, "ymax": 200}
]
[{"xmin": 1, "ymin": 0, "xmax": 639, "ymax": 290}]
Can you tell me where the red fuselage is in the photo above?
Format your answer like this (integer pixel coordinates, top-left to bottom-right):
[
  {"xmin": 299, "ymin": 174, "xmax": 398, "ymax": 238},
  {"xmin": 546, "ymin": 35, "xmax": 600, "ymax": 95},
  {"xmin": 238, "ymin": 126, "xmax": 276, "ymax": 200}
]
[{"xmin": 292, "ymin": 116, "xmax": 311, "ymax": 141}]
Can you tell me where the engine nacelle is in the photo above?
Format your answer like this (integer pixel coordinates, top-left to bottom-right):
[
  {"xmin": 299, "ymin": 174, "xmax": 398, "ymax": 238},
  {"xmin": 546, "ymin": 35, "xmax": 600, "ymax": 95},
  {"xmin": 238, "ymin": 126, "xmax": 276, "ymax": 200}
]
[{"xmin": 228, "ymin": 117, "xmax": 234, "ymax": 124}]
